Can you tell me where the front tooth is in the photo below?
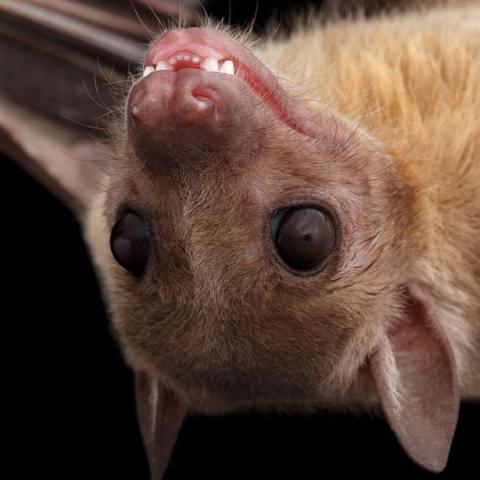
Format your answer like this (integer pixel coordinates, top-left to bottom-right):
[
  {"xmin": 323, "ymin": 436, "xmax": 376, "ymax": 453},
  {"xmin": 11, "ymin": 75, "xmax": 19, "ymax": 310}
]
[
  {"xmin": 200, "ymin": 57, "xmax": 219, "ymax": 72},
  {"xmin": 220, "ymin": 60, "xmax": 234, "ymax": 75},
  {"xmin": 155, "ymin": 61, "xmax": 172, "ymax": 71},
  {"xmin": 143, "ymin": 66, "xmax": 155, "ymax": 77}
]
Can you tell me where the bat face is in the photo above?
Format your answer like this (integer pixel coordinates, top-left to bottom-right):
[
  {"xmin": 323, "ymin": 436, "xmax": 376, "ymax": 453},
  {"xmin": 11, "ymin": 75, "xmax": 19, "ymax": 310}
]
[
  {"xmin": 6, "ymin": 3, "xmax": 479, "ymax": 473},
  {"xmin": 86, "ymin": 27, "xmax": 417, "ymax": 412}
]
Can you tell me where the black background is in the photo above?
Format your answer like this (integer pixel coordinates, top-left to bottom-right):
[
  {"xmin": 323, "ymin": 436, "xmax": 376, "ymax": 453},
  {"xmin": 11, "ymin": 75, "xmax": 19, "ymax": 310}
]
[{"xmin": 3, "ymin": 1, "xmax": 479, "ymax": 479}]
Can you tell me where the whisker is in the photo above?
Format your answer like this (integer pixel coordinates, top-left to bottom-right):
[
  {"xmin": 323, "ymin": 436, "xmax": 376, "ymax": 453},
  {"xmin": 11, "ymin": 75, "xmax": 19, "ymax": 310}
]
[{"xmin": 130, "ymin": 1, "xmax": 156, "ymax": 37}]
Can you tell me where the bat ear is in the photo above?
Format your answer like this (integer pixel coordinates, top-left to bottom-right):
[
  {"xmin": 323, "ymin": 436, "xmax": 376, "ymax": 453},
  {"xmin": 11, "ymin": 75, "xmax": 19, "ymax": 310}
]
[
  {"xmin": 369, "ymin": 293, "xmax": 460, "ymax": 472},
  {"xmin": 135, "ymin": 371, "xmax": 186, "ymax": 480}
]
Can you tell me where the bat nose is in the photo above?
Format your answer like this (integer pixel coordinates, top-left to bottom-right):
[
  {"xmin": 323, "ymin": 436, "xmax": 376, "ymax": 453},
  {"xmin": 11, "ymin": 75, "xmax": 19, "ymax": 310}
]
[
  {"xmin": 127, "ymin": 69, "xmax": 229, "ymax": 173},
  {"xmin": 128, "ymin": 70, "xmax": 220, "ymax": 131}
]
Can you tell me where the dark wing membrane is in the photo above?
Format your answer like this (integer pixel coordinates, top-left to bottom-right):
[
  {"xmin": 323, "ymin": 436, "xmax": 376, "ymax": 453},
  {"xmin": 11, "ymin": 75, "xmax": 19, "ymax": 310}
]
[
  {"xmin": 0, "ymin": 0, "xmax": 201, "ymax": 130},
  {"xmin": 0, "ymin": 0, "xmax": 203, "ymax": 214}
]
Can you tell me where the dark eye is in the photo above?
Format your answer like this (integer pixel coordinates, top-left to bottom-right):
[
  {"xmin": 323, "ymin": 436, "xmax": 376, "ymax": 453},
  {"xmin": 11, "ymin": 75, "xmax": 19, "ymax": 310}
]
[
  {"xmin": 110, "ymin": 212, "xmax": 151, "ymax": 275},
  {"xmin": 272, "ymin": 207, "xmax": 336, "ymax": 273}
]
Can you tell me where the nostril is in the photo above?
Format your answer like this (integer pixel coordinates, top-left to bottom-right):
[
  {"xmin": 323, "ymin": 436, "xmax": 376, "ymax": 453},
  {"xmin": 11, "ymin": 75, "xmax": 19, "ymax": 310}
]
[
  {"xmin": 129, "ymin": 86, "xmax": 146, "ymax": 114},
  {"xmin": 176, "ymin": 88, "xmax": 219, "ymax": 124},
  {"xmin": 191, "ymin": 93, "xmax": 215, "ymax": 110},
  {"xmin": 191, "ymin": 87, "xmax": 217, "ymax": 103}
]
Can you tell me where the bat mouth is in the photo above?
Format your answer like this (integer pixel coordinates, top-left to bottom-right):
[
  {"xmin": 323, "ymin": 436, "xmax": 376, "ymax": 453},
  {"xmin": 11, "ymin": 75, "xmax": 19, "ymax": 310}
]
[{"xmin": 143, "ymin": 28, "xmax": 316, "ymax": 137}]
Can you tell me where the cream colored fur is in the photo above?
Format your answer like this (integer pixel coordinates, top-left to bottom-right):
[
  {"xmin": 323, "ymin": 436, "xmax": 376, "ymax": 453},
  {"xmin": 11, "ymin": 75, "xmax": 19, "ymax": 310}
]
[{"xmin": 252, "ymin": 2, "xmax": 480, "ymax": 398}]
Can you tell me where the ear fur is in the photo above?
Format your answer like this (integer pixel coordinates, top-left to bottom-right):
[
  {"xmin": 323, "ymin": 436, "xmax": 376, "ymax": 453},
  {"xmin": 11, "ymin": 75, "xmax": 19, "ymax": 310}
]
[
  {"xmin": 135, "ymin": 371, "xmax": 186, "ymax": 480},
  {"xmin": 370, "ymin": 294, "xmax": 460, "ymax": 472}
]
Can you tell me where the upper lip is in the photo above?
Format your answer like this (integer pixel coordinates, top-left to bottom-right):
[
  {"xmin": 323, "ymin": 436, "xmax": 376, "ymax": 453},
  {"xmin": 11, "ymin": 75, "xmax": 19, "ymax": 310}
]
[
  {"xmin": 142, "ymin": 28, "xmax": 319, "ymax": 138},
  {"xmin": 149, "ymin": 39, "xmax": 226, "ymax": 64}
]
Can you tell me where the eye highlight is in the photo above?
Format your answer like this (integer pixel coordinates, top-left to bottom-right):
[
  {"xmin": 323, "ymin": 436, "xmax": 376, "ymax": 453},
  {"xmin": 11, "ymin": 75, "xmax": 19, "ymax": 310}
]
[
  {"xmin": 272, "ymin": 207, "xmax": 336, "ymax": 273},
  {"xmin": 110, "ymin": 212, "xmax": 151, "ymax": 276}
]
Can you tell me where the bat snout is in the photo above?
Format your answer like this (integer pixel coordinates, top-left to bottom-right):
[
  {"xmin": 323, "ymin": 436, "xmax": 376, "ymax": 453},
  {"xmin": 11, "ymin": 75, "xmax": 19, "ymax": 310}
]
[
  {"xmin": 126, "ymin": 66, "xmax": 261, "ymax": 175},
  {"xmin": 128, "ymin": 69, "xmax": 222, "ymax": 132}
]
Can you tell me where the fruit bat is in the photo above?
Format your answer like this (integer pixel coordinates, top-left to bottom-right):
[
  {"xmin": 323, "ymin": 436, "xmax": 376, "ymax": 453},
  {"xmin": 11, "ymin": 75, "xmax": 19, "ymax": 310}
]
[{"xmin": 1, "ymin": 1, "xmax": 479, "ymax": 478}]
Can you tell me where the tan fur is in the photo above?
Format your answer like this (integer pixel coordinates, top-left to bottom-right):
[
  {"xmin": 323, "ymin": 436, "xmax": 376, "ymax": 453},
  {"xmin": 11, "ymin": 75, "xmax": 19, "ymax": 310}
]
[
  {"xmin": 84, "ymin": 1, "xmax": 480, "ymax": 416},
  {"xmin": 256, "ymin": 1, "xmax": 480, "ymax": 397}
]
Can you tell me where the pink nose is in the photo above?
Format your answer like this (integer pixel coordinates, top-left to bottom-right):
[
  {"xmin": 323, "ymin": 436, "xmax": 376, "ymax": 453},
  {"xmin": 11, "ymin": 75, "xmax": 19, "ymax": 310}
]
[
  {"xmin": 126, "ymin": 65, "xmax": 257, "ymax": 176},
  {"xmin": 129, "ymin": 70, "xmax": 220, "ymax": 131},
  {"xmin": 127, "ymin": 69, "xmax": 227, "ymax": 173}
]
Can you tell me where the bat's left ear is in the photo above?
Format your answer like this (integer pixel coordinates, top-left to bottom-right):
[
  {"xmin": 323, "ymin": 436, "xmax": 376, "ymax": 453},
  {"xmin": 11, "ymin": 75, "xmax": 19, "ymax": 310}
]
[
  {"xmin": 369, "ymin": 293, "xmax": 460, "ymax": 473},
  {"xmin": 135, "ymin": 371, "xmax": 186, "ymax": 480}
]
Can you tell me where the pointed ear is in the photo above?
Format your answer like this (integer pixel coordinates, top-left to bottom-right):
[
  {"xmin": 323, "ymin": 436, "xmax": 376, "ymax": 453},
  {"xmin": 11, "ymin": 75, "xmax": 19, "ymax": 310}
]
[
  {"xmin": 369, "ymin": 294, "xmax": 460, "ymax": 472},
  {"xmin": 135, "ymin": 371, "xmax": 186, "ymax": 480}
]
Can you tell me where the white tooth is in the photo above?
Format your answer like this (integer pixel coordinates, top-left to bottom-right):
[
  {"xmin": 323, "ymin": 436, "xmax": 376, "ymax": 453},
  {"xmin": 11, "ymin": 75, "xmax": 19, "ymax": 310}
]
[
  {"xmin": 143, "ymin": 66, "xmax": 155, "ymax": 77},
  {"xmin": 177, "ymin": 54, "xmax": 184, "ymax": 61},
  {"xmin": 200, "ymin": 57, "xmax": 219, "ymax": 72},
  {"xmin": 169, "ymin": 57, "xmax": 177, "ymax": 65},
  {"xmin": 183, "ymin": 54, "xmax": 191, "ymax": 61},
  {"xmin": 155, "ymin": 61, "xmax": 171, "ymax": 71},
  {"xmin": 192, "ymin": 56, "xmax": 200, "ymax": 64},
  {"xmin": 220, "ymin": 60, "xmax": 234, "ymax": 75}
]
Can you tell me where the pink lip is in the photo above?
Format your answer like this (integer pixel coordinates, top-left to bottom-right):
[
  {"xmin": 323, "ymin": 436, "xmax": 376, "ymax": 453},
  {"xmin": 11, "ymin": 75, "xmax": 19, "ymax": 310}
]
[
  {"xmin": 150, "ymin": 42, "xmax": 225, "ymax": 63},
  {"xmin": 143, "ymin": 28, "xmax": 318, "ymax": 138}
]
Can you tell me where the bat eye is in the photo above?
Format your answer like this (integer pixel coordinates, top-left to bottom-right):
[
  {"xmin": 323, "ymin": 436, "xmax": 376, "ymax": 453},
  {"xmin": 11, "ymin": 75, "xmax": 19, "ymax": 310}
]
[
  {"xmin": 272, "ymin": 207, "xmax": 336, "ymax": 273},
  {"xmin": 110, "ymin": 212, "xmax": 151, "ymax": 276}
]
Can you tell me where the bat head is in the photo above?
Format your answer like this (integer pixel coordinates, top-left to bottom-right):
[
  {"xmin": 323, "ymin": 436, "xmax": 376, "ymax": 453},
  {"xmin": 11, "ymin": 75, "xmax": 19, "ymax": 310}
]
[
  {"xmin": 92, "ymin": 27, "xmax": 407, "ymax": 404},
  {"xmin": 78, "ymin": 27, "xmax": 459, "ymax": 475}
]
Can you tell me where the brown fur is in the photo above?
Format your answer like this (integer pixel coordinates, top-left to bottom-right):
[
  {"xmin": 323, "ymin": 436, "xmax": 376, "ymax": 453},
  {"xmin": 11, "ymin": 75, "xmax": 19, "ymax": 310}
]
[
  {"xmin": 255, "ymin": 0, "xmax": 480, "ymax": 398},
  {"xmin": 79, "ymin": 1, "xmax": 480, "ymax": 473},
  {"xmin": 85, "ymin": 1, "xmax": 480, "ymax": 408}
]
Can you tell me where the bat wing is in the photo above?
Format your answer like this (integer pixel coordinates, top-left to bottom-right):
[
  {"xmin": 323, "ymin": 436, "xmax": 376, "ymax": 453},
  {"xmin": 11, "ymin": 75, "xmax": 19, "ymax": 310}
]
[
  {"xmin": 0, "ymin": 1, "xmax": 201, "ymax": 477},
  {"xmin": 0, "ymin": 0, "xmax": 201, "ymax": 215}
]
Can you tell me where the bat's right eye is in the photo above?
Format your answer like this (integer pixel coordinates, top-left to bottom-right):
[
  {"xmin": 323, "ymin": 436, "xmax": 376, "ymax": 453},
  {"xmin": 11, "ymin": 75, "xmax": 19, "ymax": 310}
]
[
  {"xmin": 272, "ymin": 206, "xmax": 336, "ymax": 274},
  {"xmin": 110, "ymin": 212, "xmax": 151, "ymax": 276}
]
